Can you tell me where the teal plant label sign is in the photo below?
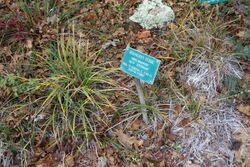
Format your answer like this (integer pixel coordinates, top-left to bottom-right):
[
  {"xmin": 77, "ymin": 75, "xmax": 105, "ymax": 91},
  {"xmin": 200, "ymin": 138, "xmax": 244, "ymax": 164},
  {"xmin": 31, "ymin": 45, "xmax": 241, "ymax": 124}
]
[
  {"xmin": 200, "ymin": 0, "xmax": 227, "ymax": 4},
  {"xmin": 120, "ymin": 47, "xmax": 160, "ymax": 84}
]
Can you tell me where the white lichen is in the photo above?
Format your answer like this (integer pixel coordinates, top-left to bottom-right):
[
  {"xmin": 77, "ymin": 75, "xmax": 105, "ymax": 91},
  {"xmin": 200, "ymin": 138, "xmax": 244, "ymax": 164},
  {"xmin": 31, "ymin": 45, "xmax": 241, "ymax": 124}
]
[
  {"xmin": 177, "ymin": 28, "xmax": 244, "ymax": 99},
  {"xmin": 185, "ymin": 56, "xmax": 243, "ymax": 98},
  {"xmin": 172, "ymin": 100, "xmax": 243, "ymax": 167},
  {"xmin": 129, "ymin": 0, "xmax": 175, "ymax": 29}
]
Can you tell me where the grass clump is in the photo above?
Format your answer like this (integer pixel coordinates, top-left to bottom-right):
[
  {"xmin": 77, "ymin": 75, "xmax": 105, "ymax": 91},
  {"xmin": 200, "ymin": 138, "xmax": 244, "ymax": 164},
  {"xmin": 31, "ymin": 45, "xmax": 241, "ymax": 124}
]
[
  {"xmin": 37, "ymin": 35, "xmax": 117, "ymax": 140},
  {"xmin": 0, "ymin": 34, "xmax": 118, "ymax": 165}
]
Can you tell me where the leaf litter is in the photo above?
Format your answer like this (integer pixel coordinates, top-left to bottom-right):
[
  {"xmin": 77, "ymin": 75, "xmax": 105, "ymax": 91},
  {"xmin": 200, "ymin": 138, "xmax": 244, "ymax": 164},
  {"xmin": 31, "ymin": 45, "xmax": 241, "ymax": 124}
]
[{"xmin": 0, "ymin": 0, "xmax": 249, "ymax": 166}]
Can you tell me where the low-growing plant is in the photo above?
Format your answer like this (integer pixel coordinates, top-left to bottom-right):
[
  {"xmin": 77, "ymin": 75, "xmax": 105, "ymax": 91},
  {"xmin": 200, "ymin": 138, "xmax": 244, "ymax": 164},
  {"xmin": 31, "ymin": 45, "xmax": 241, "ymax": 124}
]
[
  {"xmin": 0, "ymin": 15, "xmax": 29, "ymax": 44},
  {"xmin": 0, "ymin": 74, "xmax": 38, "ymax": 97},
  {"xmin": 186, "ymin": 98, "xmax": 201, "ymax": 119},
  {"xmin": 0, "ymin": 33, "xmax": 118, "ymax": 165},
  {"xmin": 36, "ymin": 35, "xmax": 117, "ymax": 143}
]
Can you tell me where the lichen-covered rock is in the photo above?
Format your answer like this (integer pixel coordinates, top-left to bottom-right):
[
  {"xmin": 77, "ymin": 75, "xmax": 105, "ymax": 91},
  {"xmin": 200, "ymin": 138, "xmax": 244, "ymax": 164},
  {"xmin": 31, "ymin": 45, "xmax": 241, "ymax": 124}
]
[{"xmin": 129, "ymin": 0, "xmax": 175, "ymax": 29}]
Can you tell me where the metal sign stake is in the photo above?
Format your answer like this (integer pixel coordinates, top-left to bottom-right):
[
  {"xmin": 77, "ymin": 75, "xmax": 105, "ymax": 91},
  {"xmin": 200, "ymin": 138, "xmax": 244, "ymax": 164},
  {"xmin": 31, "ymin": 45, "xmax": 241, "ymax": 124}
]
[
  {"xmin": 121, "ymin": 46, "xmax": 160, "ymax": 125},
  {"xmin": 134, "ymin": 78, "xmax": 148, "ymax": 124}
]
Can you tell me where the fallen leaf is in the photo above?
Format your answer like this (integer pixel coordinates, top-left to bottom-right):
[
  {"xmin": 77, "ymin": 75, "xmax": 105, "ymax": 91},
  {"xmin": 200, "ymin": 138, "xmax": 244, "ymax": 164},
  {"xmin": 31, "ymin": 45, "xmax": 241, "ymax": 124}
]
[
  {"xmin": 83, "ymin": 12, "xmax": 97, "ymax": 21},
  {"xmin": 146, "ymin": 127, "xmax": 153, "ymax": 137},
  {"xmin": 166, "ymin": 69, "xmax": 175, "ymax": 80},
  {"xmin": 202, "ymin": 2, "xmax": 211, "ymax": 8},
  {"xmin": 168, "ymin": 23, "xmax": 178, "ymax": 30},
  {"xmin": 46, "ymin": 15, "xmax": 58, "ymax": 24},
  {"xmin": 25, "ymin": 39, "xmax": 33, "ymax": 49},
  {"xmin": 136, "ymin": 30, "xmax": 151, "ymax": 39},
  {"xmin": 35, "ymin": 153, "xmax": 57, "ymax": 167},
  {"xmin": 178, "ymin": 117, "xmax": 192, "ymax": 127},
  {"xmin": 237, "ymin": 104, "xmax": 250, "ymax": 116},
  {"xmin": 0, "ymin": 63, "xmax": 4, "ymax": 72},
  {"xmin": 143, "ymin": 150, "xmax": 165, "ymax": 163},
  {"xmin": 136, "ymin": 46, "xmax": 145, "ymax": 53},
  {"xmin": 105, "ymin": 0, "xmax": 113, "ymax": 3},
  {"xmin": 128, "ymin": 119, "xmax": 145, "ymax": 131},
  {"xmin": 174, "ymin": 103, "xmax": 181, "ymax": 114},
  {"xmin": 64, "ymin": 155, "xmax": 74, "ymax": 167},
  {"xmin": 114, "ymin": 129, "xmax": 143, "ymax": 148},
  {"xmin": 9, "ymin": 54, "xmax": 23, "ymax": 69},
  {"xmin": 232, "ymin": 128, "xmax": 250, "ymax": 166},
  {"xmin": 236, "ymin": 31, "xmax": 245, "ymax": 38},
  {"xmin": 243, "ymin": 69, "xmax": 250, "ymax": 82},
  {"xmin": 165, "ymin": 132, "xmax": 176, "ymax": 142},
  {"xmin": 113, "ymin": 27, "xmax": 126, "ymax": 36}
]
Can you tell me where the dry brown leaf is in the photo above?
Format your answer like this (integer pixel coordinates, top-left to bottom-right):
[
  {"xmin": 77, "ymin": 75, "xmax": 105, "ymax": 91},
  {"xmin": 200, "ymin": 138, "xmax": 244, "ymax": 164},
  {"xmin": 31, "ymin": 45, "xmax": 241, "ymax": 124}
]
[
  {"xmin": 128, "ymin": 119, "xmax": 145, "ymax": 131},
  {"xmin": 202, "ymin": 2, "xmax": 211, "ymax": 8},
  {"xmin": 166, "ymin": 69, "xmax": 175, "ymax": 80},
  {"xmin": 136, "ymin": 30, "xmax": 151, "ymax": 39},
  {"xmin": 179, "ymin": 117, "xmax": 192, "ymax": 127},
  {"xmin": 25, "ymin": 39, "xmax": 33, "ymax": 49},
  {"xmin": 146, "ymin": 127, "xmax": 153, "ymax": 138},
  {"xmin": 64, "ymin": 155, "xmax": 74, "ymax": 167},
  {"xmin": 165, "ymin": 132, "xmax": 176, "ymax": 142},
  {"xmin": 35, "ymin": 165, "xmax": 43, "ymax": 167},
  {"xmin": 143, "ymin": 150, "xmax": 165, "ymax": 163},
  {"xmin": 83, "ymin": 12, "xmax": 97, "ymax": 21},
  {"xmin": 244, "ymin": 69, "xmax": 250, "ymax": 82},
  {"xmin": 174, "ymin": 103, "xmax": 181, "ymax": 114},
  {"xmin": 232, "ymin": 128, "xmax": 250, "ymax": 166},
  {"xmin": 236, "ymin": 31, "xmax": 245, "ymax": 38},
  {"xmin": 105, "ymin": 0, "xmax": 113, "ymax": 3},
  {"xmin": 136, "ymin": 46, "xmax": 146, "ymax": 53},
  {"xmin": 237, "ymin": 104, "xmax": 250, "ymax": 116},
  {"xmin": 9, "ymin": 54, "xmax": 23, "ymax": 69},
  {"xmin": 114, "ymin": 129, "xmax": 143, "ymax": 148},
  {"xmin": 0, "ymin": 63, "xmax": 4, "ymax": 72},
  {"xmin": 113, "ymin": 27, "xmax": 126, "ymax": 36},
  {"xmin": 168, "ymin": 23, "xmax": 178, "ymax": 31},
  {"xmin": 35, "ymin": 154, "xmax": 57, "ymax": 167}
]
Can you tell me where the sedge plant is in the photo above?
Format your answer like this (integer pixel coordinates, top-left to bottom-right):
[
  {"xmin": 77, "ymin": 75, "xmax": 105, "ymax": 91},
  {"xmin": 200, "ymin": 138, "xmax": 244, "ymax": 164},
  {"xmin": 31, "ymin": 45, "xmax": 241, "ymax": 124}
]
[
  {"xmin": 37, "ymin": 35, "xmax": 117, "ymax": 144},
  {"xmin": 0, "ymin": 33, "xmax": 118, "ymax": 166}
]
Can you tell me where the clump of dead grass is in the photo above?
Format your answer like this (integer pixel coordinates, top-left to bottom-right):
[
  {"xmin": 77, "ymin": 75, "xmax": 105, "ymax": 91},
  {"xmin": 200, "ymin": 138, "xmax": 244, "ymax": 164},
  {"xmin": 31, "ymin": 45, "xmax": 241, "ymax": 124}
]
[
  {"xmin": 163, "ymin": 17, "xmax": 245, "ymax": 166},
  {"xmin": 184, "ymin": 55, "xmax": 243, "ymax": 98},
  {"xmin": 173, "ymin": 102, "xmax": 243, "ymax": 167}
]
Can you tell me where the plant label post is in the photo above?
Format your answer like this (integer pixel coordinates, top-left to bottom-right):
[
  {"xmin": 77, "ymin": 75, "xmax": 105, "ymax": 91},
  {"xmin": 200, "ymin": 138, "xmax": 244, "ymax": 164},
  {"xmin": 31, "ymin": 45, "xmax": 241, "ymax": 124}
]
[
  {"xmin": 200, "ymin": 0, "xmax": 227, "ymax": 4},
  {"xmin": 120, "ymin": 47, "xmax": 161, "ymax": 124}
]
